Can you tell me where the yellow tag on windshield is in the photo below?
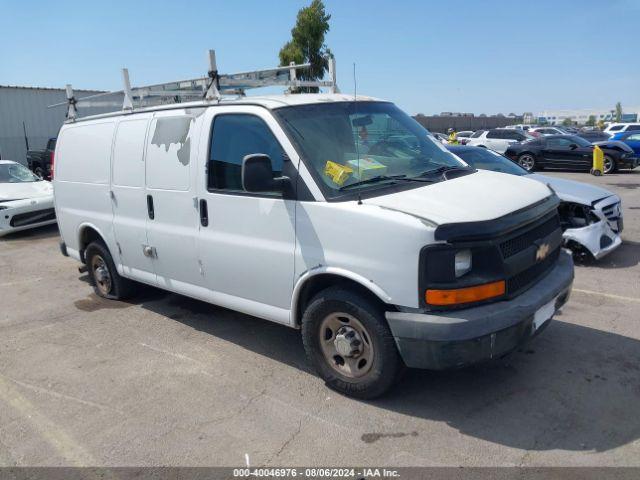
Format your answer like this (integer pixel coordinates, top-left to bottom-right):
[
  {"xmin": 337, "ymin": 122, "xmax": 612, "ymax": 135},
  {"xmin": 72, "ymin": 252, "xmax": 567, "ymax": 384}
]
[{"xmin": 324, "ymin": 161, "xmax": 353, "ymax": 186}]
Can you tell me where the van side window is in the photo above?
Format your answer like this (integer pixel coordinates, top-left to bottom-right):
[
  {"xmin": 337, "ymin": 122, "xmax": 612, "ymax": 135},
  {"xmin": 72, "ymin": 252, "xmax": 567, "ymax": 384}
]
[
  {"xmin": 208, "ymin": 114, "xmax": 284, "ymax": 193},
  {"xmin": 146, "ymin": 116, "xmax": 195, "ymax": 192}
]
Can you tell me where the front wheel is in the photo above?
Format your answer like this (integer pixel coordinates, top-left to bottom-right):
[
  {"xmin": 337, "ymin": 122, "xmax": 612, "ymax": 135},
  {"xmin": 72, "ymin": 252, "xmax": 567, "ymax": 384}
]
[
  {"xmin": 518, "ymin": 153, "xmax": 537, "ymax": 172},
  {"xmin": 603, "ymin": 155, "xmax": 616, "ymax": 174},
  {"xmin": 301, "ymin": 287, "xmax": 402, "ymax": 399}
]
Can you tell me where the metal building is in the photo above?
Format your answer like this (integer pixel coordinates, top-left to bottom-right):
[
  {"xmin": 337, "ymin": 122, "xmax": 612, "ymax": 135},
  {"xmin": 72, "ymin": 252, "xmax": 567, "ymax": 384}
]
[{"xmin": 0, "ymin": 85, "xmax": 106, "ymax": 164}]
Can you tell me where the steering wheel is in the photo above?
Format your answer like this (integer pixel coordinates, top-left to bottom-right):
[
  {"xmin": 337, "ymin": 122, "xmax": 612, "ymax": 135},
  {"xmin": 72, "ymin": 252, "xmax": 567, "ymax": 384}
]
[{"xmin": 367, "ymin": 139, "xmax": 394, "ymax": 156}]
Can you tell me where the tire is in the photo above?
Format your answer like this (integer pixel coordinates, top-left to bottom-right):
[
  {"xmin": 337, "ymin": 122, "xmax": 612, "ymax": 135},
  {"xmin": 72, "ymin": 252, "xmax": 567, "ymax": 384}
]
[
  {"xmin": 85, "ymin": 241, "xmax": 135, "ymax": 300},
  {"xmin": 301, "ymin": 286, "xmax": 402, "ymax": 399},
  {"xmin": 565, "ymin": 240, "xmax": 594, "ymax": 264},
  {"xmin": 603, "ymin": 155, "xmax": 616, "ymax": 174},
  {"xmin": 518, "ymin": 153, "xmax": 537, "ymax": 172}
]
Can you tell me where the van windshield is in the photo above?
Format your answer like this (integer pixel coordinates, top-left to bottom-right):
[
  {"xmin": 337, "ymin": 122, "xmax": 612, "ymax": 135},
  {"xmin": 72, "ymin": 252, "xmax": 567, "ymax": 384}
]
[{"xmin": 274, "ymin": 102, "xmax": 469, "ymax": 199}]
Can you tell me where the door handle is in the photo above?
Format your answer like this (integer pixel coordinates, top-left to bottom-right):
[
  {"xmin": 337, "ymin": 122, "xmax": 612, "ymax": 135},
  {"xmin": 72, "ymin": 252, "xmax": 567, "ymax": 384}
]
[
  {"xmin": 199, "ymin": 199, "xmax": 209, "ymax": 227},
  {"xmin": 147, "ymin": 194, "xmax": 155, "ymax": 220}
]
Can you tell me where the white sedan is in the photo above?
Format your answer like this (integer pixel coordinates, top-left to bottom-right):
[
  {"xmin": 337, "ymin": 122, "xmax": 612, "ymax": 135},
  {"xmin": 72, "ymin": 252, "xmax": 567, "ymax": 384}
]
[
  {"xmin": 465, "ymin": 128, "xmax": 532, "ymax": 153},
  {"xmin": 448, "ymin": 146, "xmax": 622, "ymax": 260},
  {"xmin": 0, "ymin": 160, "xmax": 56, "ymax": 237}
]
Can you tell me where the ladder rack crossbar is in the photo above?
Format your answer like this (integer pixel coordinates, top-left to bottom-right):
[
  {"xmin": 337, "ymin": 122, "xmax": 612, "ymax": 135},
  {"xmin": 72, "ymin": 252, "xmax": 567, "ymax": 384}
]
[{"xmin": 51, "ymin": 50, "xmax": 339, "ymax": 120}]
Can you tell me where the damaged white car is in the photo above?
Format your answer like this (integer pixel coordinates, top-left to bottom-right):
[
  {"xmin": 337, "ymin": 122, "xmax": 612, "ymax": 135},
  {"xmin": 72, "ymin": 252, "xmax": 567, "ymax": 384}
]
[
  {"xmin": 0, "ymin": 160, "xmax": 56, "ymax": 237},
  {"xmin": 448, "ymin": 145, "xmax": 622, "ymax": 260}
]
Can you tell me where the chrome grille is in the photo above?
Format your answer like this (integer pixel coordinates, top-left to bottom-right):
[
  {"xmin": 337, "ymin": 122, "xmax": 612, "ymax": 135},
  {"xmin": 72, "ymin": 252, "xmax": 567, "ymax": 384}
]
[{"xmin": 601, "ymin": 201, "xmax": 622, "ymax": 232}]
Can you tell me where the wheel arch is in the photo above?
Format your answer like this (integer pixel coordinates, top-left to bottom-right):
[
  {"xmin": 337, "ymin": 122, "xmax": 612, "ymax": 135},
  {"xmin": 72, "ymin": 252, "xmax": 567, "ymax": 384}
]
[
  {"xmin": 517, "ymin": 150, "xmax": 538, "ymax": 158},
  {"xmin": 291, "ymin": 268, "xmax": 393, "ymax": 328},
  {"xmin": 77, "ymin": 222, "xmax": 109, "ymax": 263}
]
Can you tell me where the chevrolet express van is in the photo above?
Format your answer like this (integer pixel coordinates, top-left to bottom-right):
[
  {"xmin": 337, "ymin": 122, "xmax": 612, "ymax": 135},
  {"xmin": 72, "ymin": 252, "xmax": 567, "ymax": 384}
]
[{"xmin": 54, "ymin": 94, "xmax": 574, "ymax": 398}]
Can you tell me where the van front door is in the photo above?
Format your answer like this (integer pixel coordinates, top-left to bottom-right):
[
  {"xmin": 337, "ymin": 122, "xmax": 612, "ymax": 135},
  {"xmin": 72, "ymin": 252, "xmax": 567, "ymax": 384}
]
[
  {"xmin": 144, "ymin": 110, "xmax": 204, "ymax": 293},
  {"xmin": 196, "ymin": 107, "xmax": 297, "ymax": 325},
  {"xmin": 110, "ymin": 116, "xmax": 156, "ymax": 285}
]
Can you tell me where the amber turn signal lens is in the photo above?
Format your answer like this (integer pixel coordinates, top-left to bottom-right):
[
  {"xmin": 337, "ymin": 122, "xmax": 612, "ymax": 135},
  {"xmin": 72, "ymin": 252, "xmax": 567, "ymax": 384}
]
[{"xmin": 426, "ymin": 280, "xmax": 506, "ymax": 306}]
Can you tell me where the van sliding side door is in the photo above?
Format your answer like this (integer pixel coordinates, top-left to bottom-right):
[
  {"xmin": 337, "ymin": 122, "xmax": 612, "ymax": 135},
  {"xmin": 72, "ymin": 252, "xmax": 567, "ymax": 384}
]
[
  {"xmin": 110, "ymin": 115, "xmax": 157, "ymax": 285},
  {"xmin": 143, "ymin": 109, "xmax": 205, "ymax": 293}
]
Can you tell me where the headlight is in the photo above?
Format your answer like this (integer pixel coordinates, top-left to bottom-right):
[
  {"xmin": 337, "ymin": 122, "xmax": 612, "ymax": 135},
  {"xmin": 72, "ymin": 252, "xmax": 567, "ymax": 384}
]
[{"xmin": 454, "ymin": 249, "xmax": 472, "ymax": 277}]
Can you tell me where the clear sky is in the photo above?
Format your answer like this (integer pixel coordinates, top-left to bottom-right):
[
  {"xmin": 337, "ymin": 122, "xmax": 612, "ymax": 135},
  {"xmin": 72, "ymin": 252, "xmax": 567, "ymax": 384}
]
[{"xmin": 1, "ymin": 0, "xmax": 638, "ymax": 115}]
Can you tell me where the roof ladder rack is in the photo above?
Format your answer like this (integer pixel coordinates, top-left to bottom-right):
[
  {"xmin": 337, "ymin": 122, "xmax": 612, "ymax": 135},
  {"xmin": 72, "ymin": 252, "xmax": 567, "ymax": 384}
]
[{"xmin": 53, "ymin": 49, "xmax": 339, "ymax": 120}]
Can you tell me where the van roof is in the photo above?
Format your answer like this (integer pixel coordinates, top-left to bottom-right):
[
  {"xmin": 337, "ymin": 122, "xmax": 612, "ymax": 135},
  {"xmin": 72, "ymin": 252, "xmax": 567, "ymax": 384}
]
[{"xmin": 65, "ymin": 93, "xmax": 384, "ymax": 124}]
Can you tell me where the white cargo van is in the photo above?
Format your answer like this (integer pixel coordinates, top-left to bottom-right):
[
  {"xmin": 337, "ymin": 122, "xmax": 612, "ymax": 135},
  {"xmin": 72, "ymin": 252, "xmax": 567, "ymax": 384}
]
[{"xmin": 54, "ymin": 58, "xmax": 573, "ymax": 398}]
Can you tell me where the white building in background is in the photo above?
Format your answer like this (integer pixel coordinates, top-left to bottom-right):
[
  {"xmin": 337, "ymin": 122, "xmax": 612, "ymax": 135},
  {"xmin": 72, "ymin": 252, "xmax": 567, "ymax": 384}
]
[{"xmin": 536, "ymin": 107, "xmax": 640, "ymax": 126}]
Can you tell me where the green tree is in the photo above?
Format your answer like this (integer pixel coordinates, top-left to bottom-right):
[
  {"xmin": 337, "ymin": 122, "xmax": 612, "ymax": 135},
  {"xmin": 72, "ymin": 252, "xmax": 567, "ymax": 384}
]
[
  {"xmin": 585, "ymin": 115, "xmax": 596, "ymax": 126},
  {"xmin": 279, "ymin": 0, "xmax": 332, "ymax": 93},
  {"xmin": 562, "ymin": 117, "xmax": 574, "ymax": 126},
  {"xmin": 615, "ymin": 102, "xmax": 623, "ymax": 122}
]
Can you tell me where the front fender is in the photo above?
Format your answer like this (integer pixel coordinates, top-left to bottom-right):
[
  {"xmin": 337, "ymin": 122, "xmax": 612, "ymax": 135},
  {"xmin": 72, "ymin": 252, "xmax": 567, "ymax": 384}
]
[{"xmin": 291, "ymin": 266, "xmax": 393, "ymax": 325}]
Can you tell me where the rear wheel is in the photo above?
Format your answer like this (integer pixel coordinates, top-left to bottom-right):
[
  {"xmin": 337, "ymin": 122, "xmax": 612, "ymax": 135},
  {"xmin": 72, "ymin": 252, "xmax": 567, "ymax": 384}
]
[
  {"xmin": 85, "ymin": 241, "xmax": 135, "ymax": 300},
  {"xmin": 301, "ymin": 286, "xmax": 402, "ymax": 399},
  {"xmin": 518, "ymin": 153, "xmax": 536, "ymax": 172},
  {"xmin": 603, "ymin": 155, "xmax": 616, "ymax": 174}
]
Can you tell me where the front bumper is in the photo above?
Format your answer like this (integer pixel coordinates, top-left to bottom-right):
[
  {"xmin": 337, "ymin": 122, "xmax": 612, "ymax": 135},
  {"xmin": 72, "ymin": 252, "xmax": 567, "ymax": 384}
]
[
  {"xmin": 0, "ymin": 196, "xmax": 56, "ymax": 237},
  {"xmin": 386, "ymin": 249, "xmax": 574, "ymax": 370},
  {"xmin": 619, "ymin": 154, "xmax": 638, "ymax": 169}
]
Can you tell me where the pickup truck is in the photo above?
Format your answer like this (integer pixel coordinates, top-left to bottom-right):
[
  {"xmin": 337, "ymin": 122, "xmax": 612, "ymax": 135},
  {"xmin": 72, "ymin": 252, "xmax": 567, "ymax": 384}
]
[{"xmin": 27, "ymin": 137, "xmax": 56, "ymax": 179}]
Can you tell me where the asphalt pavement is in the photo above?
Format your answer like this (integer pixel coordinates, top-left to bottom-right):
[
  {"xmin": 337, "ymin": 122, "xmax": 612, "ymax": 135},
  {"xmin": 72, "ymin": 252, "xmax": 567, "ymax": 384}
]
[{"xmin": 1, "ymin": 169, "xmax": 639, "ymax": 467}]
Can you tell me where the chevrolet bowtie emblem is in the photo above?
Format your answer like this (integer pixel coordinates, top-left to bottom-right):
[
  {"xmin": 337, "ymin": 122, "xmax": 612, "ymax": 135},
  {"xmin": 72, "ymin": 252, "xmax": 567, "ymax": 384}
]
[{"xmin": 536, "ymin": 242, "xmax": 550, "ymax": 262}]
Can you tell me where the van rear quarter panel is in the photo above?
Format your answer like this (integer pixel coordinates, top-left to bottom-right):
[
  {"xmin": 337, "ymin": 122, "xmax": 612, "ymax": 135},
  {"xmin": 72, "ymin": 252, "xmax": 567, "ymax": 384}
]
[{"xmin": 54, "ymin": 120, "xmax": 116, "ymax": 256}]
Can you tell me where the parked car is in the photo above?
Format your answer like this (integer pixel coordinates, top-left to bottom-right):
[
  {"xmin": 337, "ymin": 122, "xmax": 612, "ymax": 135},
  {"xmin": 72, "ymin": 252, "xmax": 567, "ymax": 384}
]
[
  {"xmin": 448, "ymin": 145, "xmax": 622, "ymax": 260},
  {"xmin": 529, "ymin": 127, "xmax": 569, "ymax": 136},
  {"xmin": 0, "ymin": 160, "xmax": 56, "ymax": 236},
  {"xmin": 603, "ymin": 123, "xmax": 640, "ymax": 136},
  {"xmin": 504, "ymin": 134, "xmax": 637, "ymax": 174},
  {"xmin": 455, "ymin": 130, "xmax": 474, "ymax": 144},
  {"xmin": 505, "ymin": 124, "xmax": 533, "ymax": 131},
  {"xmin": 432, "ymin": 132, "xmax": 450, "ymax": 144},
  {"xmin": 465, "ymin": 128, "xmax": 532, "ymax": 153},
  {"xmin": 26, "ymin": 137, "xmax": 56, "ymax": 180},
  {"xmin": 577, "ymin": 131, "xmax": 611, "ymax": 143},
  {"xmin": 55, "ymin": 93, "xmax": 573, "ymax": 398},
  {"xmin": 610, "ymin": 131, "xmax": 640, "ymax": 158}
]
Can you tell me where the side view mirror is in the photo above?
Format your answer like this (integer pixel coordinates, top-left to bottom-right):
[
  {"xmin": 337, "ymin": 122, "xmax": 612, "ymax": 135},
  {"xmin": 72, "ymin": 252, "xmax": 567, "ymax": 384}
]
[
  {"xmin": 241, "ymin": 154, "xmax": 289, "ymax": 193},
  {"xmin": 569, "ymin": 143, "xmax": 579, "ymax": 150}
]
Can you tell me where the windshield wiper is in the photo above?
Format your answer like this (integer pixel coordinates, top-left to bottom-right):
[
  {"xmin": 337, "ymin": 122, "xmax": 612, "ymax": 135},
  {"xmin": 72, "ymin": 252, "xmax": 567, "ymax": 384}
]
[
  {"xmin": 339, "ymin": 174, "xmax": 436, "ymax": 191},
  {"xmin": 339, "ymin": 175, "xmax": 408, "ymax": 191},
  {"xmin": 415, "ymin": 165, "xmax": 472, "ymax": 178}
]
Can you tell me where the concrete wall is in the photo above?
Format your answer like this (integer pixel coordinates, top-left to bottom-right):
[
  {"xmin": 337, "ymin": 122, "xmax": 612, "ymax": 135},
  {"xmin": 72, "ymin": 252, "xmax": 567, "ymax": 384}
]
[
  {"xmin": 413, "ymin": 115, "xmax": 521, "ymax": 133},
  {"xmin": 0, "ymin": 86, "xmax": 106, "ymax": 164}
]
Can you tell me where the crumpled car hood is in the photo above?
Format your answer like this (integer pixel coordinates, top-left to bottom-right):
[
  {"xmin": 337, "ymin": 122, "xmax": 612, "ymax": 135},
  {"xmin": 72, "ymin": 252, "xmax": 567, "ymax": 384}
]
[
  {"xmin": 529, "ymin": 174, "xmax": 615, "ymax": 205},
  {"xmin": 366, "ymin": 169, "xmax": 552, "ymax": 225},
  {"xmin": 0, "ymin": 181, "xmax": 53, "ymax": 201}
]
